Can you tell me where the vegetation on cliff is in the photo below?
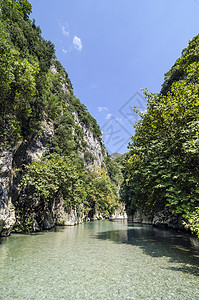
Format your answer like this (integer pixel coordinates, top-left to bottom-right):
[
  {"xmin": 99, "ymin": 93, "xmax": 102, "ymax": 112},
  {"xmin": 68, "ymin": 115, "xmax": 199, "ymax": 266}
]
[
  {"xmin": 0, "ymin": 0, "xmax": 121, "ymax": 232},
  {"xmin": 122, "ymin": 34, "xmax": 199, "ymax": 236},
  {"xmin": 0, "ymin": 0, "xmax": 101, "ymax": 147},
  {"xmin": 3, "ymin": 0, "xmax": 198, "ymax": 237}
]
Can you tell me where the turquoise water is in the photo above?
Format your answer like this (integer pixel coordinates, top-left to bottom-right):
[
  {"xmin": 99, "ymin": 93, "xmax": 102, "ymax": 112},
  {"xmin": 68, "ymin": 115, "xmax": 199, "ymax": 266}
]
[{"xmin": 0, "ymin": 220, "xmax": 199, "ymax": 300}]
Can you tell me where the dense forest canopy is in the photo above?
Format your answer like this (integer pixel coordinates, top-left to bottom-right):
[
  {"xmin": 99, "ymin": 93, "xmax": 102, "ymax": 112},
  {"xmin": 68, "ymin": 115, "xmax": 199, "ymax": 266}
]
[{"xmin": 122, "ymin": 34, "xmax": 199, "ymax": 236}]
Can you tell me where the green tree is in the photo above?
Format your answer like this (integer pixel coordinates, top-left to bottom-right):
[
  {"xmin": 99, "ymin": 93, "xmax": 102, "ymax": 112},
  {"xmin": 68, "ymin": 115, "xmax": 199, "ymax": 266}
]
[{"xmin": 122, "ymin": 34, "xmax": 199, "ymax": 236}]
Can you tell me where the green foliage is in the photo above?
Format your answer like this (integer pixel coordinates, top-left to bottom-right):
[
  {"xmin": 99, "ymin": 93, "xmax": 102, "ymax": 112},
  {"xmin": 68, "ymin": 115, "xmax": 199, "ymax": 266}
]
[
  {"xmin": 183, "ymin": 208, "xmax": 199, "ymax": 236},
  {"xmin": 161, "ymin": 34, "xmax": 199, "ymax": 95},
  {"xmin": 0, "ymin": 0, "xmax": 100, "ymax": 146},
  {"xmin": 0, "ymin": 18, "xmax": 40, "ymax": 142},
  {"xmin": 86, "ymin": 167, "xmax": 118, "ymax": 216},
  {"xmin": 105, "ymin": 154, "xmax": 124, "ymax": 187},
  {"xmin": 122, "ymin": 34, "xmax": 199, "ymax": 235},
  {"xmin": 0, "ymin": 0, "xmax": 53, "ymax": 142},
  {"xmin": 12, "ymin": 0, "xmax": 32, "ymax": 20},
  {"xmin": 84, "ymin": 151, "xmax": 95, "ymax": 164},
  {"xmin": 19, "ymin": 158, "xmax": 118, "ymax": 225},
  {"xmin": 0, "ymin": 0, "xmax": 119, "ymax": 232},
  {"xmin": 67, "ymin": 96, "xmax": 102, "ymax": 140},
  {"xmin": 20, "ymin": 155, "xmax": 81, "ymax": 208}
]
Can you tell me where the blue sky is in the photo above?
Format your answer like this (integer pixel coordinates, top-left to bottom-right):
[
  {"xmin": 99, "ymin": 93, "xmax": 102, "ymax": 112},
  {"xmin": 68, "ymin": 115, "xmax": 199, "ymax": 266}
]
[{"xmin": 30, "ymin": 0, "xmax": 199, "ymax": 154}]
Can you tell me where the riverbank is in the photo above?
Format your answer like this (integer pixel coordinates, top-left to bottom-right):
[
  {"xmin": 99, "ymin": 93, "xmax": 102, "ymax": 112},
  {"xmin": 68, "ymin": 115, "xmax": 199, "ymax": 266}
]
[
  {"xmin": 0, "ymin": 202, "xmax": 127, "ymax": 237},
  {"xmin": 128, "ymin": 209, "xmax": 184, "ymax": 230}
]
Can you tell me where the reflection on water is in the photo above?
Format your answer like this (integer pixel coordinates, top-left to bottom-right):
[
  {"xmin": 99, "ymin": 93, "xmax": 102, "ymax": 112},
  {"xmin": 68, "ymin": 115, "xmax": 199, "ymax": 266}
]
[
  {"xmin": 0, "ymin": 220, "xmax": 199, "ymax": 299},
  {"xmin": 94, "ymin": 222, "xmax": 199, "ymax": 276}
]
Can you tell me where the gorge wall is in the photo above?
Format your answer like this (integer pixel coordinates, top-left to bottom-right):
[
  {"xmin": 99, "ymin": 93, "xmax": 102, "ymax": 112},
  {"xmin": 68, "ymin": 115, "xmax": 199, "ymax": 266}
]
[
  {"xmin": 128, "ymin": 210, "xmax": 184, "ymax": 230},
  {"xmin": 0, "ymin": 0, "xmax": 126, "ymax": 236}
]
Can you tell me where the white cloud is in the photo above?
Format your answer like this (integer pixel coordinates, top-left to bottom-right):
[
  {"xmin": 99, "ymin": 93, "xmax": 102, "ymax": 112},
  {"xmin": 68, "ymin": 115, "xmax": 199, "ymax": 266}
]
[
  {"xmin": 97, "ymin": 107, "xmax": 108, "ymax": 112},
  {"xmin": 73, "ymin": 35, "xmax": 82, "ymax": 51},
  {"xmin": 61, "ymin": 25, "xmax": 69, "ymax": 37},
  {"xmin": 106, "ymin": 113, "xmax": 113, "ymax": 120},
  {"xmin": 62, "ymin": 47, "xmax": 68, "ymax": 54}
]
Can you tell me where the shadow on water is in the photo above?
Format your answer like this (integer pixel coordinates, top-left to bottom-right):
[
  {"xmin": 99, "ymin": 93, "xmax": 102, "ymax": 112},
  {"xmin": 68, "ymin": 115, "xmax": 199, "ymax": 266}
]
[{"xmin": 93, "ymin": 221, "xmax": 199, "ymax": 276}]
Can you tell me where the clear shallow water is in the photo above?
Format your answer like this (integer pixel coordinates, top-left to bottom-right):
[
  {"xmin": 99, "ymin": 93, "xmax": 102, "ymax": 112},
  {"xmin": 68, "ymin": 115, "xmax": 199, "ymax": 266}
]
[{"xmin": 0, "ymin": 220, "xmax": 199, "ymax": 300}]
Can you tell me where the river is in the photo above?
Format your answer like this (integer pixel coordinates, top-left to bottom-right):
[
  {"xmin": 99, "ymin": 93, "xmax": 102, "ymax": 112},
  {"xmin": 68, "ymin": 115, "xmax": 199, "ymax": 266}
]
[{"xmin": 0, "ymin": 219, "xmax": 199, "ymax": 299}]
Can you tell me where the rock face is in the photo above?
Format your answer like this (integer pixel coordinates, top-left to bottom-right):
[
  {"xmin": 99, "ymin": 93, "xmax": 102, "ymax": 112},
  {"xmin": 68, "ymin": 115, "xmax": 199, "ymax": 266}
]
[
  {"xmin": 0, "ymin": 120, "xmax": 55, "ymax": 236},
  {"xmin": 0, "ymin": 119, "xmax": 119, "ymax": 236},
  {"xmin": 0, "ymin": 150, "xmax": 16, "ymax": 236},
  {"xmin": 82, "ymin": 125, "xmax": 104, "ymax": 168},
  {"xmin": 110, "ymin": 203, "xmax": 127, "ymax": 220},
  {"xmin": 72, "ymin": 112, "xmax": 105, "ymax": 168},
  {"xmin": 0, "ymin": 3, "xmax": 124, "ymax": 237},
  {"xmin": 0, "ymin": 64, "xmax": 110, "ymax": 237},
  {"xmin": 0, "ymin": 138, "xmax": 124, "ymax": 236},
  {"xmin": 129, "ymin": 209, "xmax": 184, "ymax": 230},
  {"xmin": 52, "ymin": 197, "xmax": 83, "ymax": 226}
]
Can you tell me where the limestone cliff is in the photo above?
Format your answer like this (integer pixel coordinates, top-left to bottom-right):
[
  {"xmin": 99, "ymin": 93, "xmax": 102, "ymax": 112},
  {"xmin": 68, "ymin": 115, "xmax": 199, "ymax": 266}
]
[
  {"xmin": 0, "ymin": 71, "xmax": 123, "ymax": 236},
  {"xmin": 0, "ymin": 118, "xmax": 110, "ymax": 235},
  {"xmin": 0, "ymin": 0, "xmax": 126, "ymax": 236},
  {"xmin": 72, "ymin": 112, "xmax": 105, "ymax": 168},
  {"xmin": 0, "ymin": 150, "xmax": 15, "ymax": 236},
  {"xmin": 0, "ymin": 107, "xmax": 112, "ymax": 236},
  {"xmin": 129, "ymin": 209, "xmax": 184, "ymax": 230}
]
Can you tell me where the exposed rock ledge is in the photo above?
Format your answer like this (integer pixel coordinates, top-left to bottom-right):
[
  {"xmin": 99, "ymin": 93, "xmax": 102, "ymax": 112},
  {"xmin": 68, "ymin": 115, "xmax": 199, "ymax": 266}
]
[
  {"xmin": 0, "ymin": 150, "xmax": 16, "ymax": 236},
  {"xmin": 34, "ymin": 202, "xmax": 127, "ymax": 230},
  {"xmin": 128, "ymin": 209, "xmax": 184, "ymax": 230}
]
